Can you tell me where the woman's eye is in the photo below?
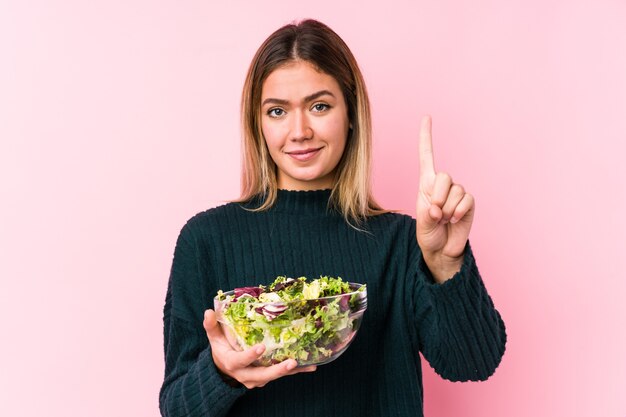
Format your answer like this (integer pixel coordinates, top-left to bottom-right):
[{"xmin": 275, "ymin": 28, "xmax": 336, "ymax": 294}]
[
  {"xmin": 312, "ymin": 103, "xmax": 330, "ymax": 113},
  {"xmin": 268, "ymin": 108, "xmax": 285, "ymax": 118}
]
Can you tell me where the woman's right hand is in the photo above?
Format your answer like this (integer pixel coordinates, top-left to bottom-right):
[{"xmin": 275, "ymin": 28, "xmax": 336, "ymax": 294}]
[{"xmin": 203, "ymin": 309, "xmax": 317, "ymax": 389}]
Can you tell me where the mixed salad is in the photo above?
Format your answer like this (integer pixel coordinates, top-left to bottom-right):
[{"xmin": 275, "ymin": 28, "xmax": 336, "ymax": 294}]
[{"xmin": 215, "ymin": 276, "xmax": 367, "ymax": 366}]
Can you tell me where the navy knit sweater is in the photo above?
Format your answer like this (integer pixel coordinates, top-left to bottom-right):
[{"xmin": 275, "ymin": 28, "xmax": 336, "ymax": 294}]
[{"xmin": 160, "ymin": 189, "xmax": 506, "ymax": 417}]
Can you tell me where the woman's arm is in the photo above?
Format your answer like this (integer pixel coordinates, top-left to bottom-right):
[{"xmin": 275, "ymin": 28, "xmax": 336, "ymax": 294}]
[
  {"xmin": 159, "ymin": 223, "xmax": 246, "ymax": 417},
  {"xmin": 159, "ymin": 217, "xmax": 317, "ymax": 416},
  {"xmin": 407, "ymin": 115, "xmax": 505, "ymax": 380},
  {"xmin": 411, "ymin": 242, "xmax": 507, "ymax": 382},
  {"xmin": 159, "ymin": 313, "xmax": 246, "ymax": 417}
]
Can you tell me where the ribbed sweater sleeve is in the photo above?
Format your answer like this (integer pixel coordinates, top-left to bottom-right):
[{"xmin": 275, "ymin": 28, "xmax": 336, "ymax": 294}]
[
  {"xmin": 410, "ymin": 240, "xmax": 507, "ymax": 382},
  {"xmin": 159, "ymin": 222, "xmax": 246, "ymax": 417}
]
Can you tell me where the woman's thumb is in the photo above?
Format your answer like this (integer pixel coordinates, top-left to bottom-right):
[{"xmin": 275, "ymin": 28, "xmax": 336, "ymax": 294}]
[{"xmin": 203, "ymin": 309, "xmax": 220, "ymax": 340}]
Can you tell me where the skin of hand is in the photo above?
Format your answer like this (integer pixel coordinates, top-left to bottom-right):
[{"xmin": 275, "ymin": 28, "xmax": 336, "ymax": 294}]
[
  {"xmin": 416, "ymin": 115, "xmax": 475, "ymax": 283},
  {"xmin": 203, "ymin": 309, "xmax": 317, "ymax": 389}
]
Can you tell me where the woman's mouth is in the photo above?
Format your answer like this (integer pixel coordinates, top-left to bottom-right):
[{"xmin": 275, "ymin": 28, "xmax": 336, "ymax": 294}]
[{"xmin": 286, "ymin": 147, "xmax": 322, "ymax": 162}]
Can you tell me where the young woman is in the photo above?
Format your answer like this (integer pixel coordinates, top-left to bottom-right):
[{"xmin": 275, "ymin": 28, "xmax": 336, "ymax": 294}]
[{"xmin": 160, "ymin": 19, "xmax": 506, "ymax": 417}]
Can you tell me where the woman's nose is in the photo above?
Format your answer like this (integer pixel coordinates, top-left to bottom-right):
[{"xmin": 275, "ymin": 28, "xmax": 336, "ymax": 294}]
[{"xmin": 290, "ymin": 111, "xmax": 312, "ymax": 141}]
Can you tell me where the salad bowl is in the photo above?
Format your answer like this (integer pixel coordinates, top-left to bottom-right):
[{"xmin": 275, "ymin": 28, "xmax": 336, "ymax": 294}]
[{"xmin": 214, "ymin": 276, "xmax": 367, "ymax": 367}]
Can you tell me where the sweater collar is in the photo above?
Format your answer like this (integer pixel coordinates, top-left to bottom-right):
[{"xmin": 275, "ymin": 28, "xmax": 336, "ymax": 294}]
[
  {"xmin": 243, "ymin": 189, "xmax": 339, "ymax": 216},
  {"xmin": 273, "ymin": 189, "xmax": 335, "ymax": 216}
]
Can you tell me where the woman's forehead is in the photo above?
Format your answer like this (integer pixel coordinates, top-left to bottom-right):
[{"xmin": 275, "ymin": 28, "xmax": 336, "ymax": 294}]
[{"xmin": 261, "ymin": 61, "xmax": 341, "ymax": 101}]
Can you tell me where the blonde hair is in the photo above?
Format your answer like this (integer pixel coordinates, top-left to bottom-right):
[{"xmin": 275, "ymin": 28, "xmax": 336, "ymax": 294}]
[{"xmin": 237, "ymin": 19, "xmax": 387, "ymax": 225}]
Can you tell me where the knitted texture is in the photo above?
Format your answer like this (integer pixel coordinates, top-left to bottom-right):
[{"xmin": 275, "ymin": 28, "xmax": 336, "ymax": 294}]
[{"xmin": 160, "ymin": 189, "xmax": 506, "ymax": 417}]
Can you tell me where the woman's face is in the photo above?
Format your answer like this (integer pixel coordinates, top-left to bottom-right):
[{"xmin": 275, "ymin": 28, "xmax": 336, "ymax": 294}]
[{"xmin": 260, "ymin": 61, "xmax": 350, "ymax": 191}]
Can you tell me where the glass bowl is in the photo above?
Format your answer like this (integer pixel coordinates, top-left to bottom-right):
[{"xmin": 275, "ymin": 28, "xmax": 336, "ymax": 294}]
[{"xmin": 214, "ymin": 282, "xmax": 367, "ymax": 367}]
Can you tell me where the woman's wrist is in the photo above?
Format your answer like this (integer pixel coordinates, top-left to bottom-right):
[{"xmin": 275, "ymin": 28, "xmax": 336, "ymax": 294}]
[
  {"xmin": 216, "ymin": 366, "xmax": 244, "ymax": 388},
  {"xmin": 422, "ymin": 251, "xmax": 464, "ymax": 284}
]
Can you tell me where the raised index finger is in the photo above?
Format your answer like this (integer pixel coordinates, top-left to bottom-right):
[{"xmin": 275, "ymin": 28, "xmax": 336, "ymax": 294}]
[{"xmin": 419, "ymin": 115, "xmax": 436, "ymax": 176}]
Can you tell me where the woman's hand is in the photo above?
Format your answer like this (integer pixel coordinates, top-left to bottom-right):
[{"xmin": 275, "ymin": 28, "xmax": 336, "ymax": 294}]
[
  {"xmin": 416, "ymin": 116, "xmax": 475, "ymax": 283},
  {"xmin": 203, "ymin": 309, "xmax": 317, "ymax": 389}
]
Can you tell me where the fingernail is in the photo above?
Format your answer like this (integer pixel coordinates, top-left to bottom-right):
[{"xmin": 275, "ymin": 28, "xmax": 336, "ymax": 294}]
[
  {"xmin": 285, "ymin": 360, "xmax": 296, "ymax": 370},
  {"xmin": 255, "ymin": 346, "xmax": 264, "ymax": 355},
  {"xmin": 450, "ymin": 217, "xmax": 458, "ymax": 224}
]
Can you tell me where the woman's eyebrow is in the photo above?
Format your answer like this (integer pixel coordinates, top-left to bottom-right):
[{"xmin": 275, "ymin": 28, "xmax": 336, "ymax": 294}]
[
  {"xmin": 303, "ymin": 90, "xmax": 335, "ymax": 103},
  {"xmin": 261, "ymin": 90, "xmax": 335, "ymax": 107},
  {"xmin": 261, "ymin": 97, "xmax": 289, "ymax": 106}
]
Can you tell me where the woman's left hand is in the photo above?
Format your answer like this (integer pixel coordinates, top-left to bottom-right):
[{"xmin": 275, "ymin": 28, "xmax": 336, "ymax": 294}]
[{"xmin": 416, "ymin": 115, "xmax": 475, "ymax": 283}]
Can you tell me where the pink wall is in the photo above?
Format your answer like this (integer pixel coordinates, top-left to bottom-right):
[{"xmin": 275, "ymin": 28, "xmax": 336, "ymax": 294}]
[{"xmin": 1, "ymin": 1, "xmax": 625, "ymax": 416}]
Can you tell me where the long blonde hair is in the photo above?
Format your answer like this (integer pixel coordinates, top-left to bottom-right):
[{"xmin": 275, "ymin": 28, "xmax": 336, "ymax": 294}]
[{"xmin": 237, "ymin": 19, "xmax": 387, "ymax": 225}]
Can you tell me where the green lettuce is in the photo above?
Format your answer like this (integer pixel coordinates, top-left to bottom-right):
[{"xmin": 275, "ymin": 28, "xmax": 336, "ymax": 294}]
[{"xmin": 216, "ymin": 276, "xmax": 366, "ymax": 366}]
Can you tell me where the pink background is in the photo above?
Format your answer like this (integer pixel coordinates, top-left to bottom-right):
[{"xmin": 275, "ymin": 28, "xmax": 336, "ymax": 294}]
[{"xmin": 1, "ymin": 1, "xmax": 625, "ymax": 416}]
